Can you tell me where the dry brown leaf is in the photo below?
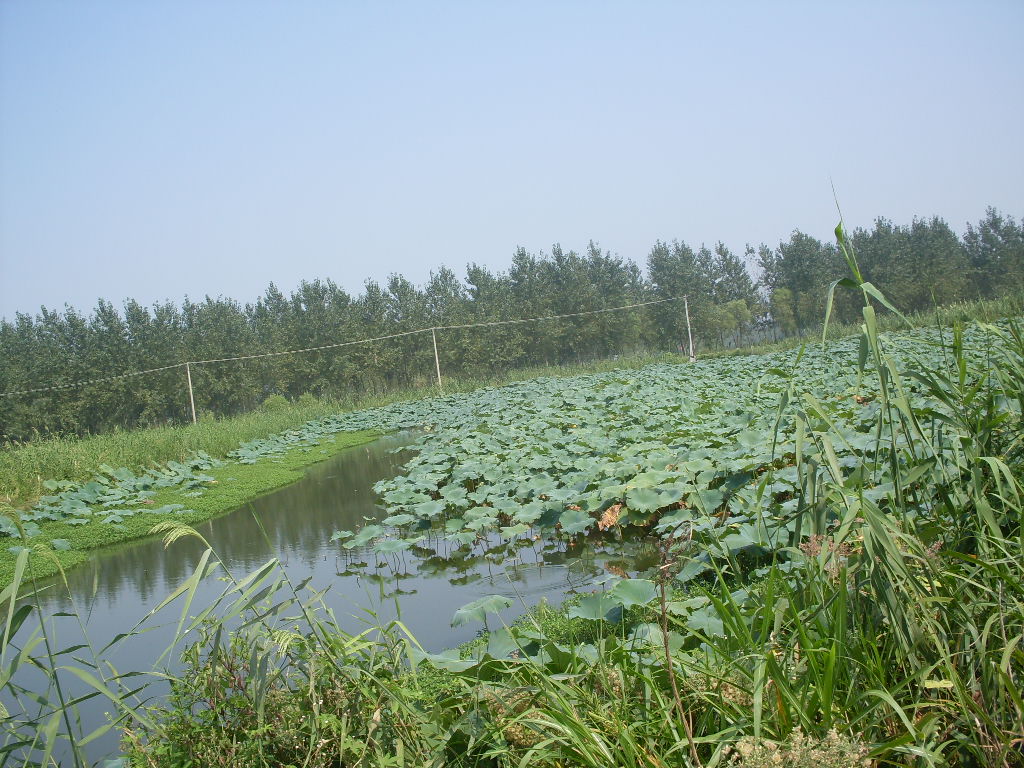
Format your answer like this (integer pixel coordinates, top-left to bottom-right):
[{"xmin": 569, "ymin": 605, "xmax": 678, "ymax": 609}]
[{"xmin": 598, "ymin": 503, "xmax": 623, "ymax": 531}]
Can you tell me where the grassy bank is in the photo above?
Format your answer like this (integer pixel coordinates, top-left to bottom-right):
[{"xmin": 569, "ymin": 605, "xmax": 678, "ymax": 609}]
[{"xmin": 0, "ymin": 429, "xmax": 378, "ymax": 584}]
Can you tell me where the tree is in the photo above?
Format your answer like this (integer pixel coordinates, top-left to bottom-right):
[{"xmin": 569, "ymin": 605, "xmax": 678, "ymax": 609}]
[
  {"xmin": 647, "ymin": 240, "xmax": 711, "ymax": 351},
  {"xmin": 963, "ymin": 207, "xmax": 1024, "ymax": 298}
]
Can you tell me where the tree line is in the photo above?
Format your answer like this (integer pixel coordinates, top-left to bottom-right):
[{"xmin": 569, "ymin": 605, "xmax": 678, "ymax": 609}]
[{"xmin": 1, "ymin": 207, "xmax": 1021, "ymax": 441}]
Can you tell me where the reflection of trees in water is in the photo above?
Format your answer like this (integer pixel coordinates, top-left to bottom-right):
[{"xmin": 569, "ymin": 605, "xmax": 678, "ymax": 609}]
[{"xmin": 31, "ymin": 437, "xmax": 412, "ymax": 624}]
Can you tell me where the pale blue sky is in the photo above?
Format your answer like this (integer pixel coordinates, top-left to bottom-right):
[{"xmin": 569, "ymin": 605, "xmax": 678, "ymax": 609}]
[{"xmin": 1, "ymin": 1, "xmax": 1021, "ymax": 319}]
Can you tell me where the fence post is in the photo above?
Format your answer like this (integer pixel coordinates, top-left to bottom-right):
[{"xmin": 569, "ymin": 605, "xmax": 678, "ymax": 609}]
[
  {"xmin": 431, "ymin": 328, "xmax": 443, "ymax": 394},
  {"xmin": 684, "ymin": 296, "xmax": 696, "ymax": 362},
  {"xmin": 185, "ymin": 362, "xmax": 197, "ymax": 424}
]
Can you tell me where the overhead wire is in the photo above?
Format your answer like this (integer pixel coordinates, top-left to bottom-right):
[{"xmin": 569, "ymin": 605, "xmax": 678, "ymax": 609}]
[{"xmin": 0, "ymin": 296, "xmax": 683, "ymax": 397}]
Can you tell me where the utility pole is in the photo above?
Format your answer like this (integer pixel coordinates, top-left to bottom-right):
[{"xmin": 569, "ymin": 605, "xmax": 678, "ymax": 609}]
[
  {"xmin": 185, "ymin": 362, "xmax": 198, "ymax": 424},
  {"xmin": 684, "ymin": 296, "xmax": 696, "ymax": 362},
  {"xmin": 431, "ymin": 328, "xmax": 443, "ymax": 394}
]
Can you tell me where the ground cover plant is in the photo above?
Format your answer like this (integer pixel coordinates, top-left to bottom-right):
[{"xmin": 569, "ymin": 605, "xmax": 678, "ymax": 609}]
[{"xmin": 2, "ymin": 228, "xmax": 1022, "ymax": 766}]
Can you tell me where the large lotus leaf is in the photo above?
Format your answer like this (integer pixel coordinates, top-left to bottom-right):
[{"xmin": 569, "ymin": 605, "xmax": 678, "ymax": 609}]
[
  {"xmin": 609, "ymin": 578, "xmax": 657, "ymax": 607},
  {"xmin": 489, "ymin": 497, "xmax": 519, "ymax": 513},
  {"xmin": 382, "ymin": 513, "xmax": 417, "ymax": 527},
  {"xmin": 628, "ymin": 622, "xmax": 664, "ymax": 647},
  {"xmin": 150, "ymin": 504, "xmax": 187, "ymax": 515},
  {"xmin": 330, "ymin": 529, "xmax": 353, "ymax": 542},
  {"xmin": 440, "ymin": 484, "xmax": 468, "ymax": 502},
  {"xmin": 467, "ymin": 488, "xmax": 491, "ymax": 504},
  {"xmin": 545, "ymin": 487, "xmax": 576, "ymax": 502},
  {"xmin": 692, "ymin": 488, "xmax": 726, "ymax": 514},
  {"xmin": 485, "ymin": 627, "xmax": 524, "ymax": 660},
  {"xmin": 411, "ymin": 647, "xmax": 478, "ymax": 673},
  {"xmin": 42, "ymin": 479, "xmax": 74, "ymax": 492},
  {"xmin": 102, "ymin": 512, "xmax": 128, "ymax": 524},
  {"xmin": 628, "ymin": 471, "xmax": 671, "ymax": 488},
  {"xmin": 686, "ymin": 605, "xmax": 726, "ymax": 637},
  {"xmin": 568, "ymin": 594, "xmax": 620, "ymax": 621},
  {"xmin": 720, "ymin": 523, "xmax": 767, "ymax": 552},
  {"xmin": 451, "ymin": 594, "xmax": 513, "ymax": 627},
  {"xmin": 76, "ymin": 482, "xmax": 107, "ymax": 504},
  {"xmin": 558, "ymin": 508, "xmax": 593, "ymax": 535},
  {"xmin": 373, "ymin": 538, "xmax": 417, "ymax": 554},
  {"xmin": 625, "ymin": 487, "xmax": 667, "ymax": 513},
  {"xmin": 628, "ymin": 623, "xmax": 687, "ymax": 653},
  {"xmin": 512, "ymin": 503, "xmax": 544, "ymax": 524},
  {"xmin": 444, "ymin": 517, "xmax": 466, "ymax": 533},
  {"xmin": 674, "ymin": 555, "xmax": 712, "ymax": 584},
  {"xmin": 343, "ymin": 525, "xmax": 384, "ymax": 549},
  {"xmin": 500, "ymin": 523, "xmax": 531, "ymax": 538},
  {"xmin": 734, "ymin": 429, "xmax": 765, "ymax": 448},
  {"xmin": 465, "ymin": 515, "xmax": 497, "ymax": 532},
  {"xmin": 654, "ymin": 508, "xmax": 695, "ymax": 532}
]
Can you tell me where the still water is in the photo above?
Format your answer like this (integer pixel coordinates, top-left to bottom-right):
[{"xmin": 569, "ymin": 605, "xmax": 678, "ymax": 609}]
[{"xmin": 12, "ymin": 433, "xmax": 653, "ymax": 763}]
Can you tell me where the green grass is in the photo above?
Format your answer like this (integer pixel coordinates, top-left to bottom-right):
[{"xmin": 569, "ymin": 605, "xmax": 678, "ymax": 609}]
[
  {"xmin": 0, "ymin": 429, "xmax": 378, "ymax": 584},
  {"xmin": 0, "ymin": 399, "xmax": 358, "ymax": 510}
]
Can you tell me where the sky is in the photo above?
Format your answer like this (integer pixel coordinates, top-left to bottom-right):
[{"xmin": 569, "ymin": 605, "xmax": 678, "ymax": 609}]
[{"xmin": 1, "ymin": 1, "xmax": 1022, "ymax": 320}]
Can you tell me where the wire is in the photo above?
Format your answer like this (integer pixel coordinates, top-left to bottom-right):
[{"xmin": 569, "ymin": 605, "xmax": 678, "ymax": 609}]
[
  {"xmin": 0, "ymin": 363, "xmax": 188, "ymax": 398},
  {"xmin": 0, "ymin": 295, "xmax": 683, "ymax": 397}
]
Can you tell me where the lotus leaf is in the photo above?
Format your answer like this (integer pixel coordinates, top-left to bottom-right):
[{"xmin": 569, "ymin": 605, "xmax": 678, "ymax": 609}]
[{"xmin": 451, "ymin": 594, "xmax": 513, "ymax": 627}]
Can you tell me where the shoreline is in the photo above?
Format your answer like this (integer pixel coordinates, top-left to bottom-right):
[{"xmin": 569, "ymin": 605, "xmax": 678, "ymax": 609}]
[{"xmin": 0, "ymin": 429, "xmax": 381, "ymax": 585}]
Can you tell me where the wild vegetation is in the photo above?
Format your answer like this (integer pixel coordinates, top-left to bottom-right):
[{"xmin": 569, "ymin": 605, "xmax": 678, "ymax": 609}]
[
  {"xmin": 1, "ymin": 208, "xmax": 1021, "ymax": 440},
  {"xmin": 1, "ymin": 223, "xmax": 1021, "ymax": 766}
]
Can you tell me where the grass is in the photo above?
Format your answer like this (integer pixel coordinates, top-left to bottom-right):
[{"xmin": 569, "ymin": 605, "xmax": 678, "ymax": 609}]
[
  {"xmin": 0, "ymin": 399, "xmax": 354, "ymax": 510},
  {"xmin": 0, "ymin": 429, "xmax": 378, "ymax": 585}
]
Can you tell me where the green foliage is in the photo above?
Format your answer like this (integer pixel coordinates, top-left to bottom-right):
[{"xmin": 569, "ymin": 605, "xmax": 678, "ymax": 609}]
[{"xmin": 259, "ymin": 393, "xmax": 290, "ymax": 412}]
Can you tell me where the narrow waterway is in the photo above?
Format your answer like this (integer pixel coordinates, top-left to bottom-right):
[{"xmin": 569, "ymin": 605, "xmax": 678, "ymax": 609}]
[{"xmin": 8, "ymin": 433, "xmax": 654, "ymax": 765}]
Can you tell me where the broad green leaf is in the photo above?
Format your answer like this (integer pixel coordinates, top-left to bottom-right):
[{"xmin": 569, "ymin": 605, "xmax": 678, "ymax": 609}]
[
  {"xmin": 686, "ymin": 605, "xmax": 725, "ymax": 637},
  {"xmin": 451, "ymin": 595, "xmax": 513, "ymax": 627},
  {"xmin": 568, "ymin": 594, "xmax": 618, "ymax": 621},
  {"xmin": 625, "ymin": 487, "xmax": 666, "ymax": 512},
  {"xmin": 558, "ymin": 508, "xmax": 593, "ymax": 535},
  {"xmin": 609, "ymin": 578, "xmax": 657, "ymax": 607}
]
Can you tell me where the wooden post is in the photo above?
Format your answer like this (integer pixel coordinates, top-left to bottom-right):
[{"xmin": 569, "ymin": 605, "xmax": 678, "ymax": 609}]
[
  {"xmin": 185, "ymin": 362, "xmax": 197, "ymax": 424},
  {"xmin": 684, "ymin": 296, "xmax": 696, "ymax": 362},
  {"xmin": 431, "ymin": 328, "xmax": 443, "ymax": 394}
]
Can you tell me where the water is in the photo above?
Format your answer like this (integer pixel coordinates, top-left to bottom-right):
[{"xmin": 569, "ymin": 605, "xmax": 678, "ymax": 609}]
[{"xmin": 7, "ymin": 433, "xmax": 655, "ymax": 764}]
